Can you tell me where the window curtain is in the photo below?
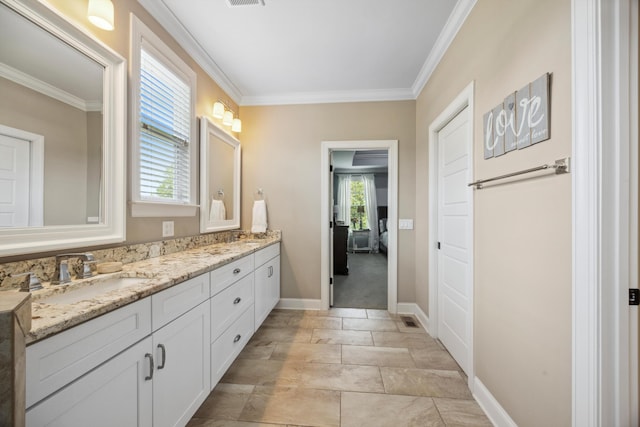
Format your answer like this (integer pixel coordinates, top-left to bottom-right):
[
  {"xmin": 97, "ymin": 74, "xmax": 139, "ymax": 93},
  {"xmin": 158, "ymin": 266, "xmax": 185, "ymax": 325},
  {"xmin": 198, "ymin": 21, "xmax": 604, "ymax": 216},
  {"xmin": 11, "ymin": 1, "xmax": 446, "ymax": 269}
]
[
  {"xmin": 362, "ymin": 174, "xmax": 379, "ymax": 252},
  {"xmin": 336, "ymin": 174, "xmax": 351, "ymax": 225}
]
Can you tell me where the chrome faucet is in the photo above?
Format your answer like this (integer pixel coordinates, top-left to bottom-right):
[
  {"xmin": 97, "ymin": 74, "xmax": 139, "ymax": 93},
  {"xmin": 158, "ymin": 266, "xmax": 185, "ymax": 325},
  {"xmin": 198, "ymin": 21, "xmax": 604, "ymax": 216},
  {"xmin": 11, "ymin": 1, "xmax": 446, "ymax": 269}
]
[
  {"xmin": 52, "ymin": 253, "xmax": 95, "ymax": 285},
  {"xmin": 1, "ymin": 272, "xmax": 43, "ymax": 292}
]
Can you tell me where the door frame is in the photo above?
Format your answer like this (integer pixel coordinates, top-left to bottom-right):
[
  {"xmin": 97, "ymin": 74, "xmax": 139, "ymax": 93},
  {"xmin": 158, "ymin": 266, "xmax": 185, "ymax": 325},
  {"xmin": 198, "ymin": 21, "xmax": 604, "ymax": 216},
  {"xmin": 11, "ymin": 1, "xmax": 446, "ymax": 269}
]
[
  {"xmin": 320, "ymin": 140, "xmax": 399, "ymax": 312},
  {"xmin": 572, "ymin": 0, "xmax": 638, "ymax": 425},
  {"xmin": 428, "ymin": 82, "xmax": 475, "ymax": 389}
]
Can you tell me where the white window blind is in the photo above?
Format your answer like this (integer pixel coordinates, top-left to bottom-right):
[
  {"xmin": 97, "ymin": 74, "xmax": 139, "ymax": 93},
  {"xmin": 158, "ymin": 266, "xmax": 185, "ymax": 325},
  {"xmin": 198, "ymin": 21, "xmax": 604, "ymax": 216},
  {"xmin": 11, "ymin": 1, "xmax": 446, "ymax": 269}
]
[{"xmin": 138, "ymin": 47, "xmax": 191, "ymax": 203}]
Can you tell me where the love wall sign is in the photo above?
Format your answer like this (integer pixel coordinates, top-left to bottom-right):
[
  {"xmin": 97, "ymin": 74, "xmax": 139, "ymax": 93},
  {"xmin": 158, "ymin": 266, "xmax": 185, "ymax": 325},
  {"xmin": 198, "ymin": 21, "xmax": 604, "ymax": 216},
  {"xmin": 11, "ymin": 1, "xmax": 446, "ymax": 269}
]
[{"xmin": 483, "ymin": 73, "xmax": 550, "ymax": 159}]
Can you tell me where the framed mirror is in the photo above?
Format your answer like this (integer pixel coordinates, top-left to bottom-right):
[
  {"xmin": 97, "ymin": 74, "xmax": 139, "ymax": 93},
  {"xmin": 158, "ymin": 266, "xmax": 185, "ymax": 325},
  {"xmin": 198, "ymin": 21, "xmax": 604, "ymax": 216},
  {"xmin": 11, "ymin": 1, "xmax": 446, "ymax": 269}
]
[
  {"xmin": 0, "ymin": 0, "xmax": 126, "ymax": 256},
  {"xmin": 200, "ymin": 117, "xmax": 241, "ymax": 233}
]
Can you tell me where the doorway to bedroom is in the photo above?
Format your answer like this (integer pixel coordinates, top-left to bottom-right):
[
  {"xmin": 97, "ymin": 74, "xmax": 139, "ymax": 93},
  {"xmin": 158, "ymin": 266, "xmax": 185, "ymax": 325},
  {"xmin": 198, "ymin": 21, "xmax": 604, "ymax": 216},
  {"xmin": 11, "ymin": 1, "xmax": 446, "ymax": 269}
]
[
  {"xmin": 320, "ymin": 140, "xmax": 398, "ymax": 313},
  {"xmin": 332, "ymin": 152, "xmax": 389, "ymax": 309}
]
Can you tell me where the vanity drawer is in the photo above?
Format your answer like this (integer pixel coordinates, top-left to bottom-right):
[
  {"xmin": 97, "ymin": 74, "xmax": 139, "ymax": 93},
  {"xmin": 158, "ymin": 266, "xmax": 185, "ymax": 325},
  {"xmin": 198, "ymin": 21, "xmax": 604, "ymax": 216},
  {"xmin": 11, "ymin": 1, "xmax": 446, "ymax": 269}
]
[
  {"xmin": 210, "ymin": 255, "xmax": 254, "ymax": 296},
  {"xmin": 26, "ymin": 298, "xmax": 151, "ymax": 408},
  {"xmin": 255, "ymin": 243, "xmax": 280, "ymax": 268},
  {"xmin": 210, "ymin": 306, "xmax": 254, "ymax": 388},
  {"xmin": 211, "ymin": 274, "xmax": 254, "ymax": 341},
  {"xmin": 152, "ymin": 274, "xmax": 210, "ymax": 331}
]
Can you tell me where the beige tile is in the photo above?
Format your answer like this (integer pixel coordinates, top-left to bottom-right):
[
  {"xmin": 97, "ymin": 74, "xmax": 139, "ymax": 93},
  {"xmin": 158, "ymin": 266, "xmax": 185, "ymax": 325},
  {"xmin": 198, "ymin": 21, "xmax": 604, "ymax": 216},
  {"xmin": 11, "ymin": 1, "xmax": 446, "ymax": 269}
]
[
  {"xmin": 380, "ymin": 367, "xmax": 472, "ymax": 399},
  {"xmin": 270, "ymin": 342, "xmax": 341, "ymax": 364},
  {"xmin": 317, "ymin": 308, "xmax": 367, "ymax": 318},
  {"xmin": 341, "ymin": 392, "xmax": 445, "ymax": 427},
  {"xmin": 409, "ymin": 347, "xmax": 460, "ymax": 371},
  {"xmin": 311, "ymin": 329, "xmax": 373, "ymax": 346},
  {"xmin": 343, "ymin": 318, "xmax": 399, "ymax": 332},
  {"xmin": 372, "ymin": 331, "xmax": 439, "ymax": 349},
  {"xmin": 366, "ymin": 309, "xmax": 397, "ymax": 319},
  {"xmin": 239, "ymin": 386, "xmax": 340, "ymax": 427},
  {"xmin": 298, "ymin": 316, "xmax": 342, "ymax": 330},
  {"xmin": 342, "ymin": 345, "xmax": 416, "ymax": 368},
  {"xmin": 220, "ymin": 359, "xmax": 301, "ymax": 386},
  {"xmin": 248, "ymin": 327, "xmax": 312, "ymax": 345},
  {"xmin": 297, "ymin": 363, "xmax": 384, "ymax": 392},
  {"xmin": 260, "ymin": 313, "xmax": 295, "ymax": 328},
  {"xmin": 433, "ymin": 398, "xmax": 493, "ymax": 426},
  {"xmin": 237, "ymin": 343, "xmax": 276, "ymax": 360},
  {"xmin": 193, "ymin": 384, "xmax": 254, "ymax": 420},
  {"xmin": 187, "ymin": 420, "xmax": 280, "ymax": 427}
]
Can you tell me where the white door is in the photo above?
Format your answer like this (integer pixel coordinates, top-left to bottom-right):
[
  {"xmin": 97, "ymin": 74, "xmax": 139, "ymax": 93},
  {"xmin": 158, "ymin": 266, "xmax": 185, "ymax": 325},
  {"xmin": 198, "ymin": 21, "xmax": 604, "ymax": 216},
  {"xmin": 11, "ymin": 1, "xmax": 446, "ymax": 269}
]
[
  {"xmin": 436, "ymin": 107, "xmax": 472, "ymax": 374},
  {"xmin": 0, "ymin": 134, "xmax": 30, "ymax": 227},
  {"xmin": 329, "ymin": 153, "xmax": 335, "ymax": 306}
]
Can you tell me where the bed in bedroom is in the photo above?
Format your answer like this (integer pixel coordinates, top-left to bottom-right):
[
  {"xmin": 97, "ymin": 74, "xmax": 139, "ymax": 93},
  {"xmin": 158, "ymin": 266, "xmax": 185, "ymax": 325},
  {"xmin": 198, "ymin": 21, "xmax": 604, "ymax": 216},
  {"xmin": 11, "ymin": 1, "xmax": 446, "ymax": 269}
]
[{"xmin": 378, "ymin": 206, "xmax": 388, "ymax": 255}]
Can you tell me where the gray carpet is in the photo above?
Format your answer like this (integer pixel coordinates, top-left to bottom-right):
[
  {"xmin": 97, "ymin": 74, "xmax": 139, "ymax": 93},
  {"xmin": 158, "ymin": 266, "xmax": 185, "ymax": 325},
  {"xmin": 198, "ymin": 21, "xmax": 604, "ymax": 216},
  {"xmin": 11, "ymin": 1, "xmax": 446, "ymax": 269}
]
[{"xmin": 333, "ymin": 252, "xmax": 387, "ymax": 309}]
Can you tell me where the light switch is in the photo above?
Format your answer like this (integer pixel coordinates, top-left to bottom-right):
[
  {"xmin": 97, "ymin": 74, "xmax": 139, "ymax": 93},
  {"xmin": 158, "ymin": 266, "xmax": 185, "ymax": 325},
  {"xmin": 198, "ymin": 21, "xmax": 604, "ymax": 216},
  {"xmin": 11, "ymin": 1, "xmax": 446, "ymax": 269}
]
[{"xmin": 399, "ymin": 219, "xmax": 414, "ymax": 230}]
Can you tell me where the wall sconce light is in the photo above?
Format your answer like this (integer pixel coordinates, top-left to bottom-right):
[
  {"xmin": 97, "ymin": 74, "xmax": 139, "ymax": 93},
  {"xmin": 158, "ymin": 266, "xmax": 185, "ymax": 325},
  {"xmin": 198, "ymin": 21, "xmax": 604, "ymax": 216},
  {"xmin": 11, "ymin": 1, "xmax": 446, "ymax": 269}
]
[
  {"xmin": 212, "ymin": 101, "xmax": 225, "ymax": 119},
  {"xmin": 214, "ymin": 99, "xmax": 241, "ymax": 132},
  {"xmin": 231, "ymin": 118, "xmax": 242, "ymax": 133},
  {"xmin": 87, "ymin": 0, "xmax": 114, "ymax": 31}
]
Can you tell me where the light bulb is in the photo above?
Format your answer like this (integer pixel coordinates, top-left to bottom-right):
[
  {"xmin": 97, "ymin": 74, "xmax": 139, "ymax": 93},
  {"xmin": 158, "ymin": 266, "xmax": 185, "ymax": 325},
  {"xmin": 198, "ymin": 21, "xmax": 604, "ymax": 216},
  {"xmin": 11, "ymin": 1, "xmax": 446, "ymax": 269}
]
[
  {"xmin": 223, "ymin": 110, "xmax": 233, "ymax": 126},
  {"xmin": 232, "ymin": 118, "xmax": 242, "ymax": 133}
]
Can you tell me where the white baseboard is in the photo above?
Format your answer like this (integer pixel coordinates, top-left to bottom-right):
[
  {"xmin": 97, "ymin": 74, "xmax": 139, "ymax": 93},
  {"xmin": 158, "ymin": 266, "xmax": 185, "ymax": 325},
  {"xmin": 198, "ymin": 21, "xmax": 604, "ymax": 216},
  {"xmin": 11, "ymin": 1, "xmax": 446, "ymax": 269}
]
[
  {"xmin": 396, "ymin": 302, "xmax": 430, "ymax": 334},
  {"xmin": 473, "ymin": 377, "xmax": 517, "ymax": 427},
  {"xmin": 276, "ymin": 298, "xmax": 322, "ymax": 310}
]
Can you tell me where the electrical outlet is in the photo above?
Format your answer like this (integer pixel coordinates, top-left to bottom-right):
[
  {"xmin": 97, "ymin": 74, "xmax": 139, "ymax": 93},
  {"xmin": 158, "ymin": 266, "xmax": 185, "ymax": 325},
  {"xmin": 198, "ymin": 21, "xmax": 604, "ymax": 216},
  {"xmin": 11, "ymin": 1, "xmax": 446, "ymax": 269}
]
[{"xmin": 162, "ymin": 221, "xmax": 174, "ymax": 237}]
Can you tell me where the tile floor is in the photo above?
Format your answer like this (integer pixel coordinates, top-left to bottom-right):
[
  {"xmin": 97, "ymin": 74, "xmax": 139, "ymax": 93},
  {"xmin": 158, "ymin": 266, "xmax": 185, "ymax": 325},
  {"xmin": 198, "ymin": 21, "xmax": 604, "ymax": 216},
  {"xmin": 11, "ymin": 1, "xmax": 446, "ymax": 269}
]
[{"xmin": 187, "ymin": 308, "xmax": 491, "ymax": 427}]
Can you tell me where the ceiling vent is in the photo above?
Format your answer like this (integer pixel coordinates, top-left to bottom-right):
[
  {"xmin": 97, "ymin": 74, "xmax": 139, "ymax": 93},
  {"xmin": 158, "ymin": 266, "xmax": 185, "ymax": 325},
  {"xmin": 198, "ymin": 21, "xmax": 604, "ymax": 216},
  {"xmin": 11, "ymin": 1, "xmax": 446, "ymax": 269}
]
[{"xmin": 226, "ymin": 0, "xmax": 265, "ymax": 7}]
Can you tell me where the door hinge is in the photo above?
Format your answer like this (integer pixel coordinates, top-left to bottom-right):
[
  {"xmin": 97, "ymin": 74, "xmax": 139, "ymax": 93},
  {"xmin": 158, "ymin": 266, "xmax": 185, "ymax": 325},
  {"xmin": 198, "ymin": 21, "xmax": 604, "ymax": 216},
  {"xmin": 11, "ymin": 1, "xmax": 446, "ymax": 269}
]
[
  {"xmin": 437, "ymin": 241, "xmax": 441, "ymax": 250},
  {"xmin": 330, "ymin": 165, "xmax": 334, "ymax": 172},
  {"xmin": 330, "ymin": 277, "xmax": 333, "ymax": 285},
  {"xmin": 330, "ymin": 221, "xmax": 333, "ymax": 228},
  {"xmin": 630, "ymin": 289, "xmax": 639, "ymax": 305}
]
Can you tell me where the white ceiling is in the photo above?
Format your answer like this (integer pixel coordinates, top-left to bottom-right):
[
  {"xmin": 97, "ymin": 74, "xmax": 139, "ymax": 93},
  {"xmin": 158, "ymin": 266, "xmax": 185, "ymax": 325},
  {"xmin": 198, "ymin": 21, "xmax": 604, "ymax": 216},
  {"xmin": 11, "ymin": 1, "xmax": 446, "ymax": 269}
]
[{"xmin": 138, "ymin": 0, "xmax": 476, "ymax": 105}]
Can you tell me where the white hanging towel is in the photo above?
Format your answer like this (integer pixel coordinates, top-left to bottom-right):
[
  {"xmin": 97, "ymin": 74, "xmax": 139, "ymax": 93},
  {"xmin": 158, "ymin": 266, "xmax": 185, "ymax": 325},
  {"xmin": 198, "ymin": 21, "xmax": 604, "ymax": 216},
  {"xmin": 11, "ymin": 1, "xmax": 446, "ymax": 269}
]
[
  {"xmin": 209, "ymin": 199, "xmax": 226, "ymax": 221},
  {"xmin": 251, "ymin": 200, "xmax": 268, "ymax": 233}
]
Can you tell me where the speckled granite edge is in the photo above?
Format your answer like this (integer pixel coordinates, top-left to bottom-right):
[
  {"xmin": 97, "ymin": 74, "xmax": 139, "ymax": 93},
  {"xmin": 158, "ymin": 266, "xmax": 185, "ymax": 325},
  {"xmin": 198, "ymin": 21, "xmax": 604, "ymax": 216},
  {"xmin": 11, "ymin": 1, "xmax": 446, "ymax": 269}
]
[
  {"xmin": 0, "ymin": 230, "xmax": 280, "ymax": 287},
  {"xmin": 25, "ymin": 236, "xmax": 280, "ymax": 343}
]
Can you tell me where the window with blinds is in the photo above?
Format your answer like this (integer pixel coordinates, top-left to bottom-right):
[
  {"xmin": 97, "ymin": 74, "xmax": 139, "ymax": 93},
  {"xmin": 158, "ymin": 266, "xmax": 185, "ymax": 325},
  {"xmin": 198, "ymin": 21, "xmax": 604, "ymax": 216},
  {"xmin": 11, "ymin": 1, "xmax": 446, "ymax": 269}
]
[{"xmin": 138, "ymin": 47, "xmax": 191, "ymax": 203}]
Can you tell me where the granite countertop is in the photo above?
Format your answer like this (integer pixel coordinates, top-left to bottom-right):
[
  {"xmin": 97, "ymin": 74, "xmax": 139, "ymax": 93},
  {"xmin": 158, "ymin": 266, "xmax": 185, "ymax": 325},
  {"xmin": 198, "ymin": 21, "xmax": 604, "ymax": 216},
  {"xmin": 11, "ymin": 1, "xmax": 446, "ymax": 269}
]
[{"xmin": 23, "ymin": 236, "xmax": 280, "ymax": 344}]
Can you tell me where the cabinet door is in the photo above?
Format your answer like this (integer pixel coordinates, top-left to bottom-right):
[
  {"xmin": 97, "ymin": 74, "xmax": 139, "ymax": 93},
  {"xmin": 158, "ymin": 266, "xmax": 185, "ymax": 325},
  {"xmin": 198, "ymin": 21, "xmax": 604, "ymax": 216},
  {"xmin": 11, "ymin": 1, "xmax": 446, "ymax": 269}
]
[
  {"xmin": 26, "ymin": 337, "xmax": 153, "ymax": 427},
  {"xmin": 152, "ymin": 301, "xmax": 211, "ymax": 427},
  {"xmin": 254, "ymin": 256, "xmax": 280, "ymax": 330}
]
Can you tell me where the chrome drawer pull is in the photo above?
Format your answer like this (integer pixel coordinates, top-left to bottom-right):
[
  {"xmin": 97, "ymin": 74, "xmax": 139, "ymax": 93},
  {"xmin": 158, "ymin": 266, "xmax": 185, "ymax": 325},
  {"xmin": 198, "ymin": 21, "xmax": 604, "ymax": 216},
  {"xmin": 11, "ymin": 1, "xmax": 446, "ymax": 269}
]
[
  {"xmin": 145, "ymin": 353, "xmax": 154, "ymax": 380},
  {"xmin": 233, "ymin": 268, "xmax": 241, "ymax": 274},
  {"xmin": 233, "ymin": 334, "xmax": 241, "ymax": 343},
  {"xmin": 157, "ymin": 344, "xmax": 166, "ymax": 370},
  {"xmin": 233, "ymin": 297, "xmax": 242, "ymax": 305}
]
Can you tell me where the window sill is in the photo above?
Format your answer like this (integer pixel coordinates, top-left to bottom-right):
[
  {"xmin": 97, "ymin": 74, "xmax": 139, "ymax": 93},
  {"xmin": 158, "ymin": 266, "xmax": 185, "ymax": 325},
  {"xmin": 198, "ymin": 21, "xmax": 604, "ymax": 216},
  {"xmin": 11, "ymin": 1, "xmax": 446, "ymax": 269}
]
[{"xmin": 130, "ymin": 201, "xmax": 198, "ymax": 218}]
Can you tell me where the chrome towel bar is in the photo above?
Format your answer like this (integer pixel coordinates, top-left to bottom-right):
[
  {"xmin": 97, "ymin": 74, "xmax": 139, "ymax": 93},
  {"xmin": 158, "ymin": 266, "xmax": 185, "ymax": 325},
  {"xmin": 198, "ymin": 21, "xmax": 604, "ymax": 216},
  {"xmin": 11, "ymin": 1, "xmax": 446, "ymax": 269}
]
[{"xmin": 468, "ymin": 157, "xmax": 570, "ymax": 189}]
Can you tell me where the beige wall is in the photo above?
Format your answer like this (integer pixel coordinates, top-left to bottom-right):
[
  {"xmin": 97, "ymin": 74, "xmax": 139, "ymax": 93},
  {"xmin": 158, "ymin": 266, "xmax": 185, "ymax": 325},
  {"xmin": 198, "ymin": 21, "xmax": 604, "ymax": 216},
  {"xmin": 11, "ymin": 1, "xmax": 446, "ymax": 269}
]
[
  {"xmin": 45, "ymin": 0, "xmax": 239, "ymax": 243},
  {"xmin": 241, "ymin": 102, "xmax": 416, "ymax": 301},
  {"xmin": 415, "ymin": 0, "xmax": 572, "ymax": 425}
]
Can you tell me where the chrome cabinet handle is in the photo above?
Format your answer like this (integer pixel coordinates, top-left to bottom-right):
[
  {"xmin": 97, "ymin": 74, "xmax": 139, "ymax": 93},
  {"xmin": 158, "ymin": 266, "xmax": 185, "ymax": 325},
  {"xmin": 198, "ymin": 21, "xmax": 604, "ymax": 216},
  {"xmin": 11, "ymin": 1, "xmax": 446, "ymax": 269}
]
[
  {"xmin": 233, "ymin": 334, "xmax": 241, "ymax": 343},
  {"xmin": 233, "ymin": 268, "xmax": 241, "ymax": 274},
  {"xmin": 233, "ymin": 297, "xmax": 242, "ymax": 305},
  {"xmin": 145, "ymin": 353, "xmax": 154, "ymax": 381},
  {"xmin": 157, "ymin": 344, "xmax": 166, "ymax": 370}
]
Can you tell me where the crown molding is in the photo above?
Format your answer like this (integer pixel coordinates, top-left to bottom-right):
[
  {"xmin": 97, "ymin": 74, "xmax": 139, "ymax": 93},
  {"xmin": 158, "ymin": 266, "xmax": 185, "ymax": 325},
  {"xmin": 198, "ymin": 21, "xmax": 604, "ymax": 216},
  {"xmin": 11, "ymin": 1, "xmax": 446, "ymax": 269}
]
[
  {"xmin": 411, "ymin": 0, "xmax": 477, "ymax": 98},
  {"xmin": 0, "ymin": 63, "xmax": 101, "ymax": 112},
  {"xmin": 240, "ymin": 88, "xmax": 415, "ymax": 106},
  {"xmin": 137, "ymin": 0, "xmax": 243, "ymax": 104}
]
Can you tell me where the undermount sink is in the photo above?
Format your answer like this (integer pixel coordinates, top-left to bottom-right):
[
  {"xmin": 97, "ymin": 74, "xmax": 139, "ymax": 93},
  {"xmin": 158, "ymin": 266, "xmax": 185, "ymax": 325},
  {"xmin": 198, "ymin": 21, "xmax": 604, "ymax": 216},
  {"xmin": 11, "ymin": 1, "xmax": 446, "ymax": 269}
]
[{"xmin": 37, "ymin": 277, "xmax": 149, "ymax": 305}]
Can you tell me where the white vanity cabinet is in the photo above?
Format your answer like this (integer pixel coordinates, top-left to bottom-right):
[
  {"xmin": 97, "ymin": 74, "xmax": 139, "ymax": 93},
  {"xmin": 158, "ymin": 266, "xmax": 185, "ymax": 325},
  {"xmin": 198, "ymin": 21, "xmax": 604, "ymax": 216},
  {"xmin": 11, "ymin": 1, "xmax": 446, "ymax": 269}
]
[
  {"xmin": 209, "ymin": 256, "xmax": 255, "ymax": 388},
  {"xmin": 254, "ymin": 244, "xmax": 281, "ymax": 330},
  {"xmin": 26, "ymin": 275, "xmax": 210, "ymax": 427},
  {"xmin": 150, "ymin": 275, "xmax": 211, "ymax": 427}
]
